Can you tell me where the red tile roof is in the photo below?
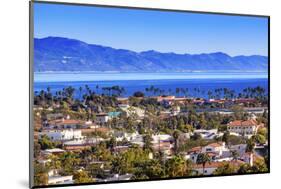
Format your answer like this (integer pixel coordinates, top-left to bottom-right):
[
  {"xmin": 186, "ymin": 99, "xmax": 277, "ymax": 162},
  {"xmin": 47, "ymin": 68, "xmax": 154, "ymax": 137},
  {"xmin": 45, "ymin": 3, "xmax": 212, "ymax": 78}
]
[
  {"xmin": 188, "ymin": 146, "xmax": 202, "ymax": 153},
  {"xmin": 235, "ymin": 98, "xmax": 256, "ymax": 103},
  {"xmin": 156, "ymin": 96, "xmax": 175, "ymax": 102},
  {"xmin": 228, "ymin": 120, "xmax": 259, "ymax": 127},
  {"xmin": 49, "ymin": 119, "xmax": 82, "ymax": 125},
  {"xmin": 207, "ymin": 142, "xmax": 224, "ymax": 148}
]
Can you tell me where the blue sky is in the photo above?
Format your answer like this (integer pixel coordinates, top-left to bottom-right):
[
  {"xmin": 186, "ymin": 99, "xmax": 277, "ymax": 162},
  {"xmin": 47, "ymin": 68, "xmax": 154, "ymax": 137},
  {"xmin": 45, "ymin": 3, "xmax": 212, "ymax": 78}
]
[{"xmin": 34, "ymin": 2, "xmax": 268, "ymax": 56}]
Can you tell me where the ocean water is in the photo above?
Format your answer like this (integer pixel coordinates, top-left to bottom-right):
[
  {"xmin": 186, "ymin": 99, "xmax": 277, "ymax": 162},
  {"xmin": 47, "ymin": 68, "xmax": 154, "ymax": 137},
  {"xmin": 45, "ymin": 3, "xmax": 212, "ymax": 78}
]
[{"xmin": 34, "ymin": 72, "xmax": 268, "ymax": 98}]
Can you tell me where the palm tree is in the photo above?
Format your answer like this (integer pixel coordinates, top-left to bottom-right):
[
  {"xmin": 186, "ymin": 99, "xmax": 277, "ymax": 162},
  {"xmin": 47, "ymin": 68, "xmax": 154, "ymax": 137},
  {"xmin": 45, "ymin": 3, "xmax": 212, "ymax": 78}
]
[
  {"xmin": 176, "ymin": 88, "xmax": 180, "ymax": 96},
  {"xmin": 231, "ymin": 150, "xmax": 239, "ymax": 161},
  {"xmin": 96, "ymin": 85, "xmax": 99, "ymax": 94},
  {"xmin": 47, "ymin": 154, "xmax": 62, "ymax": 170},
  {"xmin": 246, "ymin": 138, "xmax": 255, "ymax": 153},
  {"xmin": 196, "ymin": 153, "xmax": 211, "ymax": 175},
  {"xmin": 143, "ymin": 134, "xmax": 153, "ymax": 152},
  {"xmin": 79, "ymin": 86, "xmax": 83, "ymax": 99},
  {"xmin": 172, "ymin": 130, "xmax": 180, "ymax": 154},
  {"xmin": 165, "ymin": 155, "xmax": 187, "ymax": 177}
]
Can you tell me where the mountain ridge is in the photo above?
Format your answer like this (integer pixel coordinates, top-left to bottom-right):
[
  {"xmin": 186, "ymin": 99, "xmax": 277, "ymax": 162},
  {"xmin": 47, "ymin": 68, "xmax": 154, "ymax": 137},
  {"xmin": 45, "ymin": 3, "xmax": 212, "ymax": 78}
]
[{"xmin": 34, "ymin": 37, "xmax": 268, "ymax": 72}]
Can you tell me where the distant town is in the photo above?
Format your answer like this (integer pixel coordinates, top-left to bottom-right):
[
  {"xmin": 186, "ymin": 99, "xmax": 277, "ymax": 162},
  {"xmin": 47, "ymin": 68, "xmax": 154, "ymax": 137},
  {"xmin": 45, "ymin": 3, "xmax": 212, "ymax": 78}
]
[{"xmin": 33, "ymin": 85, "xmax": 269, "ymax": 186}]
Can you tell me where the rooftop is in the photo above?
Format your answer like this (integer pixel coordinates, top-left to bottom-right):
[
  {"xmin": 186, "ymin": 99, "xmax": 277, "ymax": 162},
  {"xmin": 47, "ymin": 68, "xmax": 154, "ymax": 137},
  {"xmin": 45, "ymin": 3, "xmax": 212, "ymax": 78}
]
[
  {"xmin": 207, "ymin": 142, "xmax": 224, "ymax": 148},
  {"xmin": 49, "ymin": 119, "xmax": 82, "ymax": 125},
  {"xmin": 228, "ymin": 119, "xmax": 260, "ymax": 127},
  {"xmin": 44, "ymin": 148, "xmax": 65, "ymax": 153}
]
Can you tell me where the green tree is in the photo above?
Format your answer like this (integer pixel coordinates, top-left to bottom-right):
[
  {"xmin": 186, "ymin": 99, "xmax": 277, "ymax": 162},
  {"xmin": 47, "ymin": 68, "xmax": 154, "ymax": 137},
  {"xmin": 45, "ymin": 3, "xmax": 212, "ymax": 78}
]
[
  {"xmin": 47, "ymin": 154, "xmax": 62, "ymax": 170},
  {"xmin": 60, "ymin": 152, "xmax": 81, "ymax": 175},
  {"xmin": 214, "ymin": 162, "xmax": 238, "ymax": 175},
  {"xmin": 134, "ymin": 159, "xmax": 165, "ymax": 179},
  {"xmin": 222, "ymin": 131, "xmax": 230, "ymax": 146},
  {"xmin": 251, "ymin": 158, "xmax": 268, "ymax": 173},
  {"xmin": 73, "ymin": 170, "xmax": 93, "ymax": 184},
  {"xmin": 196, "ymin": 153, "xmax": 211, "ymax": 175},
  {"xmin": 133, "ymin": 91, "xmax": 145, "ymax": 97},
  {"xmin": 143, "ymin": 134, "xmax": 153, "ymax": 152},
  {"xmin": 230, "ymin": 150, "xmax": 239, "ymax": 161},
  {"xmin": 34, "ymin": 162, "xmax": 49, "ymax": 186},
  {"xmin": 246, "ymin": 138, "xmax": 255, "ymax": 153},
  {"xmin": 165, "ymin": 155, "xmax": 189, "ymax": 177},
  {"xmin": 238, "ymin": 163, "xmax": 252, "ymax": 174},
  {"xmin": 172, "ymin": 130, "xmax": 180, "ymax": 154},
  {"xmin": 253, "ymin": 134, "xmax": 266, "ymax": 145},
  {"xmin": 38, "ymin": 135, "xmax": 55, "ymax": 150}
]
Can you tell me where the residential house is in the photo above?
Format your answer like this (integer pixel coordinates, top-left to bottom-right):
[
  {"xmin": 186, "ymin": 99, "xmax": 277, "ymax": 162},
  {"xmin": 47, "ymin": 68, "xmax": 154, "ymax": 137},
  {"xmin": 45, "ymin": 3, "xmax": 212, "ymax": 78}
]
[
  {"xmin": 186, "ymin": 146, "xmax": 202, "ymax": 163},
  {"xmin": 113, "ymin": 131, "xmax": 139, "ymax": 142},
  {"xmin": 46, "ymin": 118, "xmax": 83, "ymax": 130},
  {"xmin": 201, "ymin": 142, "xmax": 226, "ymax": 156},
  {"xmin": 40, "ymin": 129, "xmax": 83, "ymax": 141},
  {"xmin": 98, "ymin": 173, "xmax": 133, "ymax": 182},
  {"xmin": 48, "ymin": 169, "xmax": 73, "ymax": 185},
  {"xmin": 108, "ymin": 111, "xmax": 121, "ymax": 119},
  {"xmin": 116, "ymin": 97, "xmax": 129, "ymax": 105},
  {"xmin": 42, "ymin": 148, "xmax": 65, "ymax": 156},
  {"xmin": 63, "ymin": 137, "xmax": 104, "ymax": 151},
  {"xmin": 227, "ymin": 119, "xmax": 262, "ymax": 137},
  {"xmin": 170, "ymin": 106, "xmax": 181, "ymax": 116},
  {"xmin": 95, "ymin": 113, "xmax": 109, "ymax": 124},
  {"xmin": 192, "ymin": 160, "xmax": 244, "ymax": 175},
  {"xmin": 193, "ymin": 129, "xmax": 222, "ymax": 140},
  {"xmin": 187, "ymin": 142, "xmax": 226, "ymax": 163}
]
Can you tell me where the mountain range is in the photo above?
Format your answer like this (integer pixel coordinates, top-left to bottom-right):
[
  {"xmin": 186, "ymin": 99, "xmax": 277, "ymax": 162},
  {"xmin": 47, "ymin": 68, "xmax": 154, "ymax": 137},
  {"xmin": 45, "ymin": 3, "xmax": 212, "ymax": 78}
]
[{"xmin": 34, "ymin": 37, "xmax": 268, "ymax": 72}]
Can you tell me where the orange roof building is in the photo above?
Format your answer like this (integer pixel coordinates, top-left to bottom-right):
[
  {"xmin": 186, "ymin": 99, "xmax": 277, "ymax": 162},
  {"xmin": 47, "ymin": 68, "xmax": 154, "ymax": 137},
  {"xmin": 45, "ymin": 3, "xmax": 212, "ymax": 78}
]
[{"xmin": 227, "ymin": 119, "xmax": 263, "ymax": 136}]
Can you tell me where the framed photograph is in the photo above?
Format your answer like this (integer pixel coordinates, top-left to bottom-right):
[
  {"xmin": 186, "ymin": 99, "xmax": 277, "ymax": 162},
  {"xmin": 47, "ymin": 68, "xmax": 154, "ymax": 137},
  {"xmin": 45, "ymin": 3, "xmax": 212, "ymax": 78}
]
[{"xmin": 30, "ymin": 1, "xmax": 269, "ymax": 188}]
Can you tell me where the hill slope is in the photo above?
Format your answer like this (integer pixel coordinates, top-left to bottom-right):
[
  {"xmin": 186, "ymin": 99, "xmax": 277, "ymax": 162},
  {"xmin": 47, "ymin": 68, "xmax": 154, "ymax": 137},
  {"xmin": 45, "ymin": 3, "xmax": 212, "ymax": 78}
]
[{"xmin": 34, "ymin": 37, "xmax": 268, "ymax": 72}]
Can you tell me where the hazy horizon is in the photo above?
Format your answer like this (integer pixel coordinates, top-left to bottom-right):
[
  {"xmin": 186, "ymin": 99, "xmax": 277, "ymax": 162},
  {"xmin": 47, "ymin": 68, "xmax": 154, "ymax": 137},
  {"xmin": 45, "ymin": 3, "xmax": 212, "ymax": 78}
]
[{"xmin": 34, "ymin": 36, "xmax": 268, "ymax": 57}]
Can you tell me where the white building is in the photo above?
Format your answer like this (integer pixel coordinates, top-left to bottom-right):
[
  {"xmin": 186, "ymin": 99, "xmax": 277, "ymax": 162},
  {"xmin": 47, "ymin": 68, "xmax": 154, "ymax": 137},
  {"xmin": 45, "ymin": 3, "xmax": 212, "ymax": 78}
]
[
  {"xmin": 118, "ymin": 104, "xmax": 130, "ymax": 109},
  {"xmin": 187, "ymin": 142, "xmax": 226, "ymax": 163},
  {"xmin": 229, "ymin": 144, "xmax": 247, "ymax": 155},
  {"xmin": 170, "ymin": 106, "xmax": 181, "ymax": 116},
  {"xmin": 98, "ymin": 173, "xmax": 133, "ymax": 182},
  {"xmin": 152, "ymin": 134, "xmax": 173, "ymax": 143},
  {"xmin": 201, "ymin": 142, "xmax": 226, "ymax": 156},
  {"xmin": 47, "ymin": 119, "xmax": 82, "ymax": 129},
  {"xmin": 40, "ymin": 129, "xmax": 83, "ymax": 141},
  {"xmin": 43, "ymin": 148, "xmax": 65, "ymax": 156},
  {"xmin": 63, "ymin": 137, "xmax": 104, "ymax": 146},
  {"xmin": 48, "ymin": 170, "xmax": 73, "ymax": 185},
  {"xmin": 240, "ymin": 152, "xmax": 254, "ymax": 166},
  {"xmin": 114, "ymin": 131, "xmax": 139, "ymax": 142},
  {"xmin": 193, "ymin": 162, "xmax": 220, "ymax": 175},
  {"xmin": 95, "ymin": 113, "xmax": 109, "ymax": 124},
  {"xmin": 192, "ymin": 160, "xmax": 244, "ymax": 175},
  {"xmin": 227, "ymin": 119, "xmax": 262, "ymax": 136},
  {"xmin": 193, "ymin": 129, "xmax": 222, "ymax": 140}
]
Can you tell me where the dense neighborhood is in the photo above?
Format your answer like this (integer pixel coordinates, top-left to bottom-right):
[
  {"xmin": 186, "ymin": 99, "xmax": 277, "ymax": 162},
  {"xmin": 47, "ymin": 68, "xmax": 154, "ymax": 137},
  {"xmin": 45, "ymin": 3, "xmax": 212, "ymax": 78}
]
[{"xmin": 33, "ymin": 86, "xmax": 268, "ymax": 186}]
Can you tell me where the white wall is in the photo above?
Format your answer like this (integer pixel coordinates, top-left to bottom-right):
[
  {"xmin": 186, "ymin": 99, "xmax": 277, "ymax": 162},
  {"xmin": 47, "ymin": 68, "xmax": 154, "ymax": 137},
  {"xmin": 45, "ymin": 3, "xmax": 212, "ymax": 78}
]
[
  {"xmin": 41, "ymin": 129, "xmax": 82, "ymax": 141},
  {"xmin": 0, "ymin": 0, "xmax": 279, "ymax": 189},
  {"xmin": 195, "ymin": 167, "xmax": 217, "ymax": 176}
]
